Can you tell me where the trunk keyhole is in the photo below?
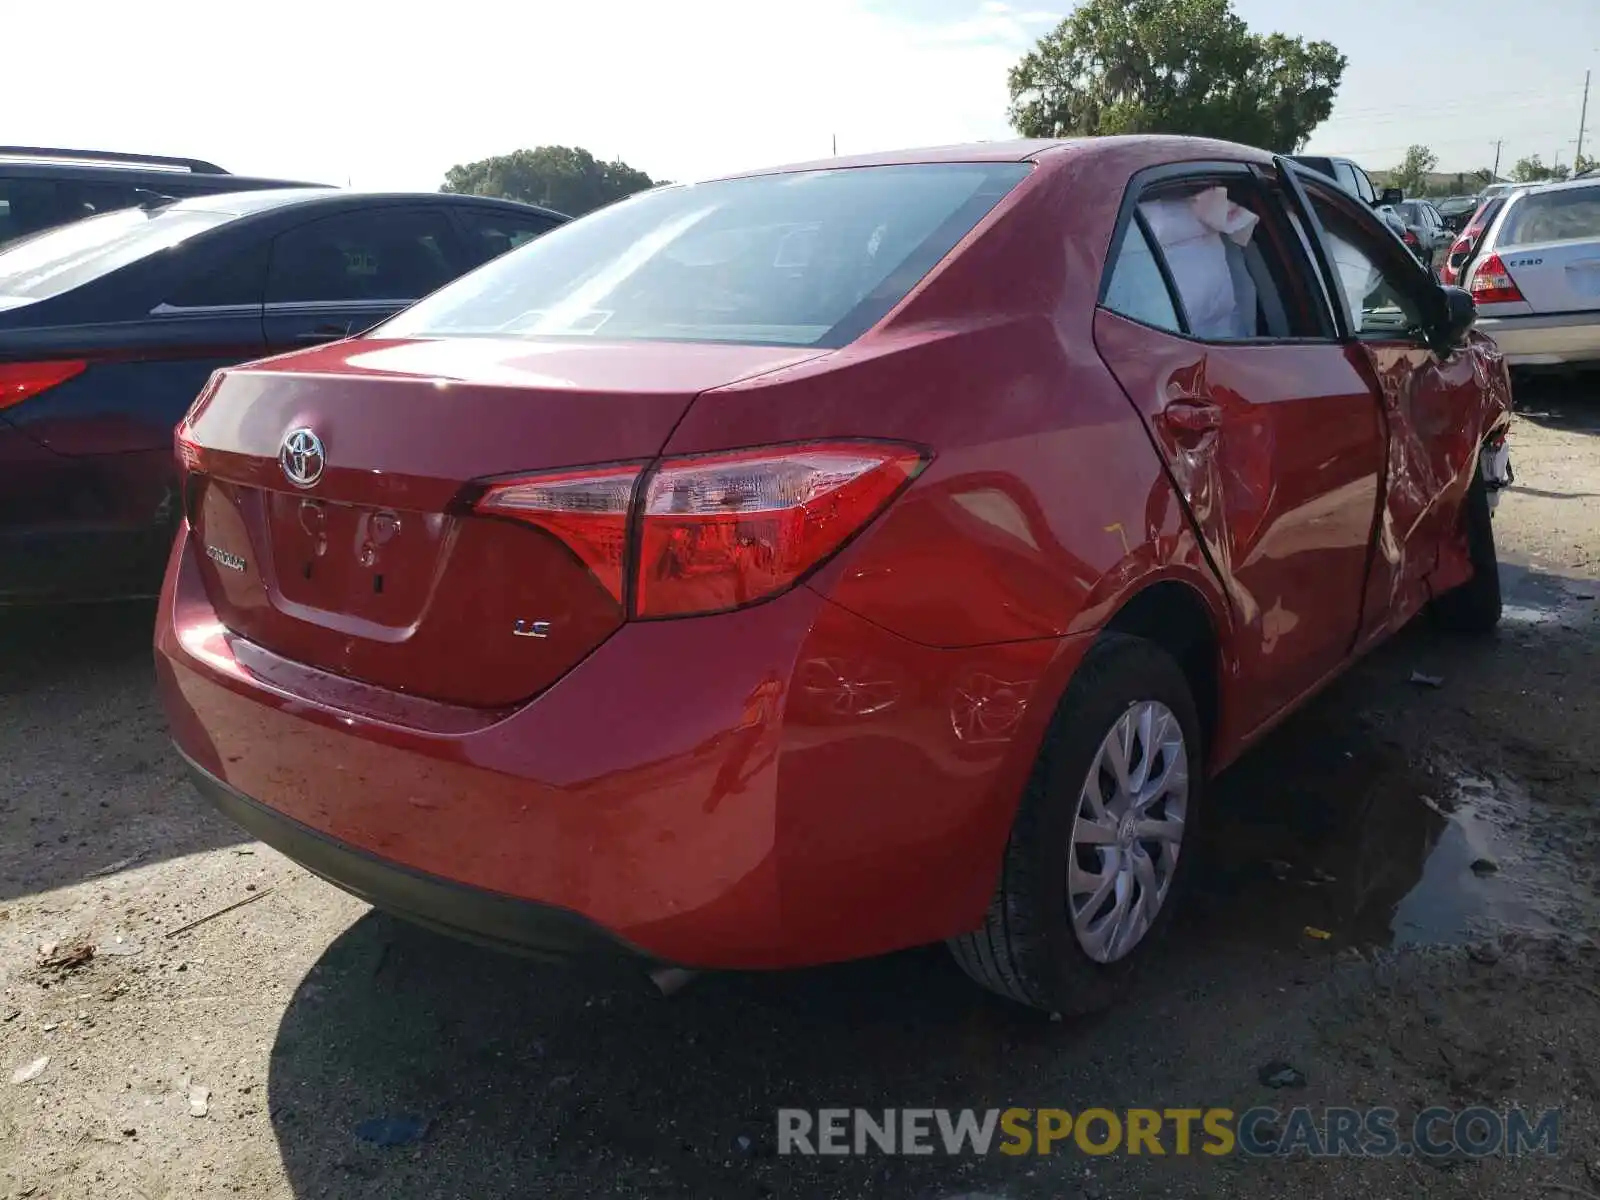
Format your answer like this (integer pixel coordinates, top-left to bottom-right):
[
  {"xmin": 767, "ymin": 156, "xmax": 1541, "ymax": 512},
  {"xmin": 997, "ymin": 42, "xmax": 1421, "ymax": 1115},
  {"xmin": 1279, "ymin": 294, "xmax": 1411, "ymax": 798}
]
[
  {"xmin": 302, "ymin": 562, "xmax": 314, "ymax": 580},
  {"xmin": 373, "ymin": 574, "xmax": 385, "ymax": 595}
]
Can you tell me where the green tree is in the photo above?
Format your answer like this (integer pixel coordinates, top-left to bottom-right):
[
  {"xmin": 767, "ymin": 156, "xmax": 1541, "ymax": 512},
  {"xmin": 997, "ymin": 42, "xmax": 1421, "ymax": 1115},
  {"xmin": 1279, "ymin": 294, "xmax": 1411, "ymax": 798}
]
[
  {"xmin": 1510, "ymin": 154, "xmax": 1555, "ymax": 183},
  {"xmin": 1390, "ymin": 144, "xmax": 1438, "ymax": 196},
  {"xmin": 441, "ymin": 147, "xmax": 657, "ymax": 216},
  {"xmin": 1576, "ymin": 153, "xmax": 1598, "ymax": 176},
  {"xmin": 1007, "ymin": 0, "xmax": 1347, "ymax": 152}
]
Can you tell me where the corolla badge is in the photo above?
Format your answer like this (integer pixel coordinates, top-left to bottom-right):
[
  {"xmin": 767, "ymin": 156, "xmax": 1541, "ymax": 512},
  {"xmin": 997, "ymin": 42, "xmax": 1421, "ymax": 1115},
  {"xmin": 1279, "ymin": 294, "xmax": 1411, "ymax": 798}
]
[
  {"xmin": 205, "ymin": 545, "xmax": 246, "ymax": 572},
  {"xmin": 279, "ymin": 428, "xmax": 325, "ymax": 488}
]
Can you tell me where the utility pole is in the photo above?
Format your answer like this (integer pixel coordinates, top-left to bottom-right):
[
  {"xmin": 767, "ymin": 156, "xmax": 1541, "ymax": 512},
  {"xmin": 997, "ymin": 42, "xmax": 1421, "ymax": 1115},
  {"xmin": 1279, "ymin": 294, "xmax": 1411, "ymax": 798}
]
[
  {"xmin": 1491, "ymin": 139, "xmax": 1503, "ymax": 180},
  {"xmin": 1577, "ymin": 70, "xmax": 1592, "ymax": 170},
  {"xmin": 832, "ymin": 134, "xmax": 837, "ymax": 156}
]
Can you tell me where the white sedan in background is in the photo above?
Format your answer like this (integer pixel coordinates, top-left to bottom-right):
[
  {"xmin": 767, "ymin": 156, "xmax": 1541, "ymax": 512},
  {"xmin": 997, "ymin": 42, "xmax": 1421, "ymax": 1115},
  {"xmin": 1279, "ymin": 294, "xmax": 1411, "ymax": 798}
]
[{"xmin": 1465, "ymin": 176, "xmax": 1600, "ymax": 367}]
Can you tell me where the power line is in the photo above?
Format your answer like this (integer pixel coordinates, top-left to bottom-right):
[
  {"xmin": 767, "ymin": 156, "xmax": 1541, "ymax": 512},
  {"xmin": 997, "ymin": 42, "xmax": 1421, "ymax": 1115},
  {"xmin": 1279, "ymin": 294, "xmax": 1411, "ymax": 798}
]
[
  {"xmin": 1320, "ymin": 99, "xmax": 1585, "ymax": 128},
  {"xmin": 1325, "ymin": 87, "xmax": 1583, "ymax": 120},
  {"xmin": 1316, "ymin": 133, "xmax": 1575, "ymax": 157}
]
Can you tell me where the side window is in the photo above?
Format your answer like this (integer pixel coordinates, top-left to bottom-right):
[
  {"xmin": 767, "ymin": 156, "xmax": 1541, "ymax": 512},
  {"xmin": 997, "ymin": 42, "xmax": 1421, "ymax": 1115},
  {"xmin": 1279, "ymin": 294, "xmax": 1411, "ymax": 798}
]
[
  {"xmin": 1351, "ymin": 167, "xmax": 1378, "ymax": 205},
  {"xmin": 1101, "ymin": 219, "xmax": 1182, "ymax": 332},
  {"xmin": 63, "ymin": 181, "xmax": 145, "ymax": 217},
  {"xmin": 0, "ymin": 179, "xmax": 83, "ymax": 245},
  {"xmin": 165, "ymin": 239, "xmax": 269, "ymax": 308},
  {"xmin": 1333, "ymin": 162, "xmax": 1361, "ymax": 197},
  {"xmin": 266, "ymin": 208, "xmax": 461, "ymax": 305},
  {"xmin": 1305, "ymin": 189, "xmax": 1427, "ymax": 337},
  {"xmin": 455, "ymin": 209, "xmax": 559, "ymax": 264},
  {"xmin": 1126, "ymin": 177, "xmax": 1323, "ymax": 340}
]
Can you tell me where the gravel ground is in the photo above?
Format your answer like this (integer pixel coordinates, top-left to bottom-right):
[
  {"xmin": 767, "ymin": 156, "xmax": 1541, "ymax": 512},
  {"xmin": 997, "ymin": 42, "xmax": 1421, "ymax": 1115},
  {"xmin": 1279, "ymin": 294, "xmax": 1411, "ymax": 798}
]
[{"xmin": 2, "ymin": 379, "xmax": 1599, "ymax": 1200}]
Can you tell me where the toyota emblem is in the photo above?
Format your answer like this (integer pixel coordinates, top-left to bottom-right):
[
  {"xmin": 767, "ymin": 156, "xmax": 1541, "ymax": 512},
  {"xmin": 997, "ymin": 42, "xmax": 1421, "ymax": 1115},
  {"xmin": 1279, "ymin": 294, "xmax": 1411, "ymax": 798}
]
[{"xmin": 279, "ymin": 428, "xmax": 325, "ymax": 488}]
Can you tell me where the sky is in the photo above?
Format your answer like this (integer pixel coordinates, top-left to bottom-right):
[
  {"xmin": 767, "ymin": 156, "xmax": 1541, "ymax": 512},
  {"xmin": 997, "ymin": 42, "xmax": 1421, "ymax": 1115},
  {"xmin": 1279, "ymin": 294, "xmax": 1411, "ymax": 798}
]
[{"xmin": 8, "ymin": 0, "xmax": 1599, "ymax": 189}]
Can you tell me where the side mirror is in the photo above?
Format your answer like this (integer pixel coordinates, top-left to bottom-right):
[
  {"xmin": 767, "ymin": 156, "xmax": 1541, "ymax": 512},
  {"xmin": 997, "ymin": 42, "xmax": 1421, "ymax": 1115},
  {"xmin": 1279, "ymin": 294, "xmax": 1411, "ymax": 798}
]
[
  {"xmin": 1379, "ymin": 186, "xmax": 1404, "ymax": 207},
  {"xmin": 1430, "ymin": 285, "xmax": 1476, "ymax": 352}
]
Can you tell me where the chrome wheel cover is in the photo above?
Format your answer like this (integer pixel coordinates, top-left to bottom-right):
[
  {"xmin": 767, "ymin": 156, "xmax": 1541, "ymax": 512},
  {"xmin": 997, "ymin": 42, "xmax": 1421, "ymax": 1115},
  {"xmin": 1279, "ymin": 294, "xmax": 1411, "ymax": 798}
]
[{"xmin": 1067, "ymin": 700, "xmax": 1189, "ymax": 963}]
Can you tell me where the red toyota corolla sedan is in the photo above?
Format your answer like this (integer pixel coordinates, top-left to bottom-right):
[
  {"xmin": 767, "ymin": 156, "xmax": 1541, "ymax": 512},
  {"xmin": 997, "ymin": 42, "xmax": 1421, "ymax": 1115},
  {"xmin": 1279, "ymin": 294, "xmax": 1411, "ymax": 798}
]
[{"xmin": 155, "ymin": 137, "xmax": 1512, "ymax": 1012}]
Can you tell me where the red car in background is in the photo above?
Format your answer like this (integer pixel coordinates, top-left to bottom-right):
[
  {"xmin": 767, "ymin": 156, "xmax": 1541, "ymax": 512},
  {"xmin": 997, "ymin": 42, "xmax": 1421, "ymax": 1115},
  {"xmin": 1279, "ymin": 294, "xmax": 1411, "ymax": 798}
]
[
  {"xmin": 1440, "ymin": 190, "xmax": 1519, "ymax": 285},
  {"xmin": 156, "ymin": 137, "xmax": 1511, "ymax": 1012}
]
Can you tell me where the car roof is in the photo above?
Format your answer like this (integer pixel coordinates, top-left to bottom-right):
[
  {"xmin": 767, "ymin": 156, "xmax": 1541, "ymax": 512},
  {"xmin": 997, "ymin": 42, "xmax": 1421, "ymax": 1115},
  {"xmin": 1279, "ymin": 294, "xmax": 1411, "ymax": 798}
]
[
  {"xmin": 1514, "ymin": 175, "xmax": 1600, "ymax": 197},
  {"xmin": 705, "ymin": 135, "xmax": 1275, "ymax": 183},
  {"xmin": 0, "ymin": 149, "xmax": 322, "ymax": 190},
  {"xmin": 152, "ymin": 188, "xmax": 569, "ymax": 222}
]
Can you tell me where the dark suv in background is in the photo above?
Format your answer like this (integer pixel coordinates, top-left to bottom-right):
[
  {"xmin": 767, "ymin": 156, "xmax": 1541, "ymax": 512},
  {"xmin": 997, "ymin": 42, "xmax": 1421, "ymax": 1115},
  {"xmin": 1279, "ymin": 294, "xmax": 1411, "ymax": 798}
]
[
  {"xmin": 1289, "ymin": 154, "xmax": 1412, "ymax": 247},
  {"xmin": 0, "ymin": 146, "xmax": 325, "ymax": 247}
]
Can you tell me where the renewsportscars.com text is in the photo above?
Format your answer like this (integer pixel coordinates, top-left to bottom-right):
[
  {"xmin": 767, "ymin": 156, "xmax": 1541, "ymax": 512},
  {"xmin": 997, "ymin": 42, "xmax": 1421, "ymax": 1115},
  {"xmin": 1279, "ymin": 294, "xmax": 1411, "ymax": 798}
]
[{"xmin": 777, "ymin": 1106, "xmax": 1559, "ymax": 1159}]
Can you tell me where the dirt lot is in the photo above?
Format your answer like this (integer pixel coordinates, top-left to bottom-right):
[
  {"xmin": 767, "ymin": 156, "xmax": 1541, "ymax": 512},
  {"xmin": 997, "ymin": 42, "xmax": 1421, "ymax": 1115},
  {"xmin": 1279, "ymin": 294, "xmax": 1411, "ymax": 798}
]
[{"xmin": 3, "ymin": 379, "xmax": 1599, "ymax": 1200}]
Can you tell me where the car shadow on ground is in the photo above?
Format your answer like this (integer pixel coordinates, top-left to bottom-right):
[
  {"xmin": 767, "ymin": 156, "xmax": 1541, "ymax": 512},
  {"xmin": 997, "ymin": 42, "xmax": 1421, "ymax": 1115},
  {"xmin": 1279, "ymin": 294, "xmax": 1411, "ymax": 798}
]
[
  {"xmin": 260, "ymin": 576, "xmax": 1598, "ymax": 1198},
  {"xmin": 1512, "ymin": 372, "xmax": 1600, "ymax": 436},
  {"xmin": 0, "ymin": 600, "xmax": 248, "ymax": 903}
]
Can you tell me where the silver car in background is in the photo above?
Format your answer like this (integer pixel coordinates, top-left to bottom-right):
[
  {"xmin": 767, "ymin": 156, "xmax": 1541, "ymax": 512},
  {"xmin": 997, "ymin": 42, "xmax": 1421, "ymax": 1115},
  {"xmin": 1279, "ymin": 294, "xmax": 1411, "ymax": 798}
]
[
  {"xmin": 1389, "ymin": 199, "xmax": 1452, "ymax": 264},
  {"xmin": 1466, "ymin": 177, "xmax": 1600, "ymax": 367}
]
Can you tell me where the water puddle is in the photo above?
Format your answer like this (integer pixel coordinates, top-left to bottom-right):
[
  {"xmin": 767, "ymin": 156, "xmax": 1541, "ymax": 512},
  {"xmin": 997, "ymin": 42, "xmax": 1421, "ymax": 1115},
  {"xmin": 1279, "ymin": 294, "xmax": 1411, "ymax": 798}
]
[
  {"xmin": 1499, "ymin": 560, "xmax": 1598, "ymax": 629},
  {"xmin": 1189, "ymin": 726, "xmax": 1564, "ymax": 950},
  {"xmin": 1388, "ymin": 777, "xmax": 1552, "ymax": 945},
  {"xmin": 1501, "ymin": 602, "xmax": 1562, "ymax": 626}
]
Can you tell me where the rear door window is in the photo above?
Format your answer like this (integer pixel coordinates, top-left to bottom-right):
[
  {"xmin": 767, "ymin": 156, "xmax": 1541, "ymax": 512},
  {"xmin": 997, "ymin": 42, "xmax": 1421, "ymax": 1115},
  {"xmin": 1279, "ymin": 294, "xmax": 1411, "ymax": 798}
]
[
  {"xmin": 1103, "ymin": 173, "xmax": 1328, "ymax": 341},
  {"xmin": 1101, "ymin": 219, "xmax": 1181, "ymax": 332},
  {"xmin": 164, "ymin": 239, "xmax": 270, "ymax": 308},
  {"xmin": 453, "ymin": 208, "xmax": 561, "ymax": 264},
  {"xmin": 380, "ymin": 162, "xmax": 1032, "ymax": 348},
  {"xmin": 266, "ymin": 208, "xmax": 464, "ymax": 305}
]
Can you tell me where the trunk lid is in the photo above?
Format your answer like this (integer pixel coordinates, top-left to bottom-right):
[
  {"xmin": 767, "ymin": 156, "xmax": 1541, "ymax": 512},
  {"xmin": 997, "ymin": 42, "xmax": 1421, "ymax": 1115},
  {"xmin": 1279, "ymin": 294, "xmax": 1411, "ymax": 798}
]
[
  {"xmin": 1499, "ymin": 240, "xmax": 1600, "ymax": 314},
  {"xmin": 184, "ymin": 336, "xmax": 824, "ymax": 706}
]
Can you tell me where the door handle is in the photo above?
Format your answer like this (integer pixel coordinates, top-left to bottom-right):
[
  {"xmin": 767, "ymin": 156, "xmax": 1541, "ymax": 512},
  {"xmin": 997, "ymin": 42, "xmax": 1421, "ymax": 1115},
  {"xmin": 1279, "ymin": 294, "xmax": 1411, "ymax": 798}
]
[{"xmin": 1161, "ymin": 401, "xmax": 1223, "ymax": 434}]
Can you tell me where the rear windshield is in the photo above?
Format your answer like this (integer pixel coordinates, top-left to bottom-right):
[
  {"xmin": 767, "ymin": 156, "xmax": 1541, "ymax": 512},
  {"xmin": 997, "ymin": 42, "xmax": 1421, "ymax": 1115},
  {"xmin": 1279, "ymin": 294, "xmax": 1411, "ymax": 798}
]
[
  {"xmin": 379, "ymin": 162, "xmax": 1031, "ymax": 348},
  {"xmin": 1499, "ymin": 186, "xmax": 1600, "ymax": 247},
  {"xmin": 0, "ymin": 205, "xmax": 233, "ymax": 303}
]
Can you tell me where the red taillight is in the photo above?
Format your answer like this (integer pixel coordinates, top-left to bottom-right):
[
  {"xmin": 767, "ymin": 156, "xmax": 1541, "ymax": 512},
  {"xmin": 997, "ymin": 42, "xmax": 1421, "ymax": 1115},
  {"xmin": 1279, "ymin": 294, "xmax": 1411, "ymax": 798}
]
[
  {"xmin": 0, "ymin": 360, "xmax": 85, "ymax": 411},
  {"xmin": 472, "ymin": 442, "xmax": 927, "ymax": 619},
  {"xmin": 635, "ymin": 443, "xmax": 925, "ymax": 618},
  {"xmin": 1469, "ymin": 254, "xmax": 1525, "ymax": 304},
  {"xmin": 175, "ymin": 422, "xmax": 202, "ymax": 472},
  {"xmin": 474, "ymin": 464, "xmax": 642, "ymax": 605},
  {"xmin": 1402, "ymin": 229, "xmax": 1419, "ymax": 246}
]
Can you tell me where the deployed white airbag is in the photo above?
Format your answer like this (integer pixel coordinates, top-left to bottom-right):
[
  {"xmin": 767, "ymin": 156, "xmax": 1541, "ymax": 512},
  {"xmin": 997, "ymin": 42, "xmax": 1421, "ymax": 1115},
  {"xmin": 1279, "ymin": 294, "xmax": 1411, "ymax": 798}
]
[{"xmin": 1139, "ymin": 187, "xmax": 1262, "ymax": 339}]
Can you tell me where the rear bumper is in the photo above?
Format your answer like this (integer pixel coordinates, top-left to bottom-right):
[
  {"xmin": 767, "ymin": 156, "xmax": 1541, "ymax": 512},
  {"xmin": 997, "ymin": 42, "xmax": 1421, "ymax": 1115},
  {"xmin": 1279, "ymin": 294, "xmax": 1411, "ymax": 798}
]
[
  {"xmin": 178, "ymin": 748, "xmax": 649, "ymax": 961},
  {"xmin": 156, "ymin": 526, "xmax": 1085, "ymax": 969},
  {"xmin": 0, "ymin": 427, "xmax": 175, "ymax": 603},
  {"xmin": 1478, "ymin": 311, "xmax": 1600, "ymax": 366}
]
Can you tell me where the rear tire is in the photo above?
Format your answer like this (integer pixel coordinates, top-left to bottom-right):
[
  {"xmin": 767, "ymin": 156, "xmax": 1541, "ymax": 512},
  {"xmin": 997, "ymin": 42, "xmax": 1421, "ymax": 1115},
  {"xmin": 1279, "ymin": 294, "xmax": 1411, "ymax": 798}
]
[
  {"xmin": 1430, "ymin": 460, "xmax": 1501, "ymax": 634},
  {"xmin": 948, "ymin": 634, "xmax": 1204, "ymax": 1014}
]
